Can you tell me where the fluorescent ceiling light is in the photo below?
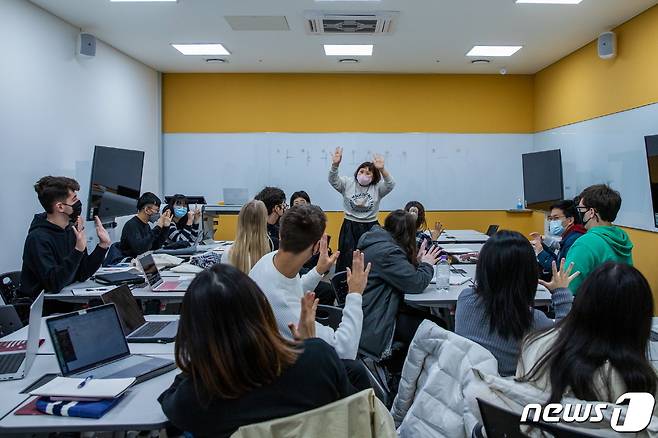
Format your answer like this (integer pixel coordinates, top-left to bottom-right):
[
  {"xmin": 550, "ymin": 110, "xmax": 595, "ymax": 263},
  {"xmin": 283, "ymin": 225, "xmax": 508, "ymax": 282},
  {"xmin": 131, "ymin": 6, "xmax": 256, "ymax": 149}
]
[
  {"xmin": 324, "ymin": 44, "xmax": 373, "ymax": 56},
  {"xmin": 315, "ymin": 0, "xmax": 380, "ymax": 2},
  {"xmin": 516, "ymin": 0, "xmax": 582, "ymax": 4},
  {"xmin": 111, "ymin": 0, "xmax": 177, "ymax": 2},
  {"xmin": 466, "ymin": 45, "xmax": 522, "ymax": 57},
  {"xmin": 171, "ymin": 44, "xmax": 230, "ymax": 56}
]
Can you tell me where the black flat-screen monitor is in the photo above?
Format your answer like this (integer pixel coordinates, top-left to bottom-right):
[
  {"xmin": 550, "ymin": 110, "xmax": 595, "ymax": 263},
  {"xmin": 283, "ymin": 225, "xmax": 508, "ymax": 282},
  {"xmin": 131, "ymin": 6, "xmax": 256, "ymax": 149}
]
[
  {"xmin": 87, "ymin": 146, "xmax": 145, "ymax": 221},
  {"xmin": 645, "ymin": 135, "xmax": 658, "ymax": 228},
  {"xmin": 522, "ymin": 149, "xmax": 564, "ymax": 210}
]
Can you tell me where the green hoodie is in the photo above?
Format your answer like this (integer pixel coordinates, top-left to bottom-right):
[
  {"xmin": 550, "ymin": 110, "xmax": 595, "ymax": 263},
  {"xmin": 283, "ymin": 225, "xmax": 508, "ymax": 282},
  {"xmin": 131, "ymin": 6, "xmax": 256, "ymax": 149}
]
[{"xmin": 565, "ymin": 226, "xmax": 634, "ymax": 295}]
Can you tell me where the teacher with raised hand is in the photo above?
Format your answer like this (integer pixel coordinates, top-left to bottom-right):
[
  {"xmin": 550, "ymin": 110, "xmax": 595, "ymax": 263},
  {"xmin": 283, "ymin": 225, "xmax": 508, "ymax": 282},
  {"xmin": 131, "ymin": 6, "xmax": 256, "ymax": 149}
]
[{"xmin": 328, "ymin": 146, "xmax": 396, "ymax": 273}]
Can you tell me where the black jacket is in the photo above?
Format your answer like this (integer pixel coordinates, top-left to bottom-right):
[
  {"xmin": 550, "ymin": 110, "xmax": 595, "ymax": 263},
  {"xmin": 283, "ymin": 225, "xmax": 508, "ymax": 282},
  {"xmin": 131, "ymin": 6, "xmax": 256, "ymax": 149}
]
[
  {"xmin": 119, "ymin": 216, "xmax": 169, "ymax": 258},
  {"xmin": 20, "ymin": 213, "xmax": 108, "ymax": 299},
  {"xmin": 357, "ymin": 226, "xmax": 433, "ymax": 358},
  {"xmin": 158, "ymin": 338, "xmax": 354, "ymax": 438}
]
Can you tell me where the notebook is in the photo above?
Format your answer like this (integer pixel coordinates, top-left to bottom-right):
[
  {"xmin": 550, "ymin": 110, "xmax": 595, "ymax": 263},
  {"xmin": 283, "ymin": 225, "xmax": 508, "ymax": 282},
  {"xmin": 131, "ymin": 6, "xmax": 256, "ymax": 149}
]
[{"xmin": 31, "ymin": 376, "xmax": 135, "ymax": 401}]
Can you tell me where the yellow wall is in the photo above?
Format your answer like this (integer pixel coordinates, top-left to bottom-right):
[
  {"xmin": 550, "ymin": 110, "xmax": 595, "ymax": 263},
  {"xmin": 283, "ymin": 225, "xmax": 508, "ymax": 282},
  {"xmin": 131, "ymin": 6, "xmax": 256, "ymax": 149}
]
[
  {"xmin": 534, "ymin": 4, "xmax": 658, "ymax": 132},
  {"xmin": 214, "ymin": 210, "xmax": 546, "ymax": 250},
  {"xmin": 163, "ymin": 74, "xmax": 534, "ymax": 134},
  {"xmin": 533, "ymin": 4, "xmax": 658, "ymax": 310}
]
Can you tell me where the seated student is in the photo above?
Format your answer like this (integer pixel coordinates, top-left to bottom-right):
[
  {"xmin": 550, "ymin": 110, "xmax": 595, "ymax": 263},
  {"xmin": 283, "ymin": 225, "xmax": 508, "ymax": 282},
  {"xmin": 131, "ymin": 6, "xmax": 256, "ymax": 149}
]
[
  {"xmin": 291, "ymin": 190, "xmax": 311, "ymax": 207},
  {"xmin": 159, "ymin": 264, "xmax": 356, "ymax": 438},
  {"xmin": 254, "ymin": 187, "xmax": 287, "ymax": 250},
  {"xmin": 20, "ymin": 176, "xmax": 111, "ymax": 299},
  {"xmin": 357, "ymin": 210, "xmax": 442, "ymax": 365},
  {"xmin": 404, "ymin": 201, "xmax": 443, "ymax": 249},
  {"xmin": 119, "ymin": 192, "xmax": 173, "ymax": 258},
  {"xmin": 530, "ymin": 200, "xmax": 586, "ymax": 279},
  {"xmin": 222, "ymin": 200, "xmax": 270, "ymax": 274},
  {"xmin": 249, "ymin": 205, "xmax": 369, "ymax": 363},
  {"xmin": 454, "ymin": 230, "xmax": 577, "ymax": 377},
  {"xmin": 517, "ymin": 263, "xmax": 656, "ymax": 407},
  {"xmin": 565, "ymin": 184, "xmax": 633, "ymax": 295},
  {"xmin": 162, "ymin": 194, "xmax": 201, "ymax": 245}
]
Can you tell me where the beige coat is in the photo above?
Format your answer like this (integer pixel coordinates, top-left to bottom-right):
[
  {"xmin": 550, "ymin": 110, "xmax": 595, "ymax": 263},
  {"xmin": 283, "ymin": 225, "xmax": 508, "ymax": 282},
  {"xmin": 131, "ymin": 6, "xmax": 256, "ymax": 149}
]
[{"xmin": 229, "ymin": 389, "xmax": 396, "ymax": 438}]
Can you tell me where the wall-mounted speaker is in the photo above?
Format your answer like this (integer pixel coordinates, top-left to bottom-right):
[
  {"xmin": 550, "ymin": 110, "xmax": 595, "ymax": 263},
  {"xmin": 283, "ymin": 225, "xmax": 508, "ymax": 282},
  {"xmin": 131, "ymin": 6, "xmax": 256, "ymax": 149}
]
[
  {"xmin": 78, "ymin": 33, "xmax": 96, "ymax": 58},
  {"xmin": 598, "ymin": 31, "xmax": 616, "ymax": 60}
]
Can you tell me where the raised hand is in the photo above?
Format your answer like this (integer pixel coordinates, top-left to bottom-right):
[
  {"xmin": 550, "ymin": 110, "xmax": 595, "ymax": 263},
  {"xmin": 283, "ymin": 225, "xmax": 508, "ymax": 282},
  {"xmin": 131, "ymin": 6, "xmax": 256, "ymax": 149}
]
[
  {"xmin": 288, "ymin": 292, "xmax": 319, "ymax": 341},
  {"xmin": 421, "ymin": 244, "xmax": 442, "ymax": 265},
  {"xmin": 158, "ymin": 210, "xmax": 173, "ymax": 228},
  {"xmin": 94, "ymin": 216, "xmax": 111, "ymax": 249},
  {"xmin": 332, "ymin": 147, "xmax": 343, "ymax": 166},
  {"xmin": 73, "ymin": 217, "xmax": 87, "ymax": 252},
  {"xmin": 193, "ymin": 207, "xmax": 202, "ymax": 224},
  {"xmin": 373, "ymin": 154, "xmax": 385, "ymax": 170},
  {"xmin": 539, "ymin": 259, "xmax": 580, "ymax": 292},
  {"xmin": 346, "ymin": 250, "xmax": 371, "ymax": 295},
  {"xmin": 316, "ymin": 234, "xmax": 339, "ymax": 275},
  {"xmin": 186, "ymin": 210, "xmax": 194, "ymax": 226},
  {"xmin": 430, "ymin": 222, "xmax": 444, "ymax": 240},
  {"xmin": 416, "ymin": 239, "xmax": 428, "ymax": 264}
]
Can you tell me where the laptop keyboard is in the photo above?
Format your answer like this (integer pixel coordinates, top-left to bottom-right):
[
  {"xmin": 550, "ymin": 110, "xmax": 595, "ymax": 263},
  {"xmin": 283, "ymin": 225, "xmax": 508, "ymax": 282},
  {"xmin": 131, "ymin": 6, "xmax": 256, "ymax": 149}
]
[
  {"xmin": 0, "ymin": 353, "xmax": 26, "ymax": 374},
  {"xmin": 131, "ymin": 321, "xmax": 169, "ymax": 338}
]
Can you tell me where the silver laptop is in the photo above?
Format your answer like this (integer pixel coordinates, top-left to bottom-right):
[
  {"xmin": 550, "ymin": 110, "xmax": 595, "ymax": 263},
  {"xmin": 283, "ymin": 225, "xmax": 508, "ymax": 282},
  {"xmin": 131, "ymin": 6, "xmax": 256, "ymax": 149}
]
[
  {"xmin": 46, "ymin": 304, "xmax": 175, "ymax": 383},
  {"xmin": 0, "ymin": 292, "xmax": 44, "ymax": 381},
  {"xmin": 137, "ymin": 252, "xmax": 191, "ymax": 292},
  {"xmin": 101, "ymin": 285, "xmax": 178, "ymax": 343},
  {"xmin": 223, "ymin": 188, "xmax": 248, "ymax": 206}
]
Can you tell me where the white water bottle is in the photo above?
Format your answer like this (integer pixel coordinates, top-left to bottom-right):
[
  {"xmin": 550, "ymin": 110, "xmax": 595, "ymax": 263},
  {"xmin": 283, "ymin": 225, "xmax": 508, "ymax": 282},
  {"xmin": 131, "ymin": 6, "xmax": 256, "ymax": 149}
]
[{"xmin": 436, "ymin": 255, "xmax": 450, "ymax": 290}]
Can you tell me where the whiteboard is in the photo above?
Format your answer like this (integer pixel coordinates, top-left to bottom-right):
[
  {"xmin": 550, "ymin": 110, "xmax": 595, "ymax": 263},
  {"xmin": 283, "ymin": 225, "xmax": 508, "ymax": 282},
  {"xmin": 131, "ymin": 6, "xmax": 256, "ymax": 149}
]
[
  {"xmin": 533, "ymin": 102, "xmax": 658, "ymax": 233},
  {"xmin": 164, "ymin": 133, "xmax": 533, "ymax": 211}
]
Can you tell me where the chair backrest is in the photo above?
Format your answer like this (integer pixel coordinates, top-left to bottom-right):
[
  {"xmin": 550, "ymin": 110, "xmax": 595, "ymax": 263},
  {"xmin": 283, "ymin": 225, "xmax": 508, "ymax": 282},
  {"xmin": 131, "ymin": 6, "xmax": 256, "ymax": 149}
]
[
  {"xmin": 0, "ymin": 305, "xmax": 24, "ymax": 337},
  {"xmin": 477, "ymin": 398, "xmax": 600, "ymax": 438},
  {"xmin": 103, "ymin": 242, "xmax": 127, "ymax": 267},
  {"xmin": 315, "ymin": 305, "xmax": 343, "ymax": 331},
  {"xmin": 0, "ymin": 271, "xmax": 21, "ymax": 305},
  {"xmin": 485, "ymin": 225, "xmax": 500, "ymax": 236},
  {"xmin": 330, "ymin": 271, "xmax": 349, "ymax": 306}
]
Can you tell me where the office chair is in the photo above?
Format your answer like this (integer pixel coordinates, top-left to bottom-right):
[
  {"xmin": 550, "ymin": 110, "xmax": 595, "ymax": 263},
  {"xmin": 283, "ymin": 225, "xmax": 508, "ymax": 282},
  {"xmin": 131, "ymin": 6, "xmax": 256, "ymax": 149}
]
[
  {"xmin": 485, "ymin": 225, "xmax": 500, "ymax": 236},
  {"xmin": 330, "ymin": 271, "xmax": 349, "ymax": 306}
]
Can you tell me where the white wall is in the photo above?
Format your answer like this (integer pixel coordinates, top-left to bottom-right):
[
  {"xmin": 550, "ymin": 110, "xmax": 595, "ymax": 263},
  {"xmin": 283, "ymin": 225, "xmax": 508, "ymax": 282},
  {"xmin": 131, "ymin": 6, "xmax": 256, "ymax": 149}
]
[{"xmin": 0, "ymin": 0, "xmax": 161, "ymax": 273}]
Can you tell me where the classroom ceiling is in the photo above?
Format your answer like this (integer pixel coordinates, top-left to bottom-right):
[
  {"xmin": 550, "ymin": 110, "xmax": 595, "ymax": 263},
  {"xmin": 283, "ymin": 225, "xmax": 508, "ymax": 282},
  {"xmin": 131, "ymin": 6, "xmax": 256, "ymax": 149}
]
[{"xmin": 30, "ymin": 0, "xmax": 658, "ymax": 74}]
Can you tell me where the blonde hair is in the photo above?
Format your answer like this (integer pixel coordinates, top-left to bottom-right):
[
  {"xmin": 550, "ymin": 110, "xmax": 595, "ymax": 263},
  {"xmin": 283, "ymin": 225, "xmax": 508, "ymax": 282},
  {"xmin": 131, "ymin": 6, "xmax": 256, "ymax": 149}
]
[{"xmin": 229, "ymin": 200, "xmax": 270, "ymax": 273}]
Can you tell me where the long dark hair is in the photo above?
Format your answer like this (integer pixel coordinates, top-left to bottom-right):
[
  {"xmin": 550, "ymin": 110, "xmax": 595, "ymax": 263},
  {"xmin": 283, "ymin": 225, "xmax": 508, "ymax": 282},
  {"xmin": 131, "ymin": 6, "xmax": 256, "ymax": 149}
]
[
  {"xmin": 520, "ymin": 263, "xmax": 656, "ymax": 403},
  {"xmin": 404, "ymin": 201, "xmax": 428, "ymax": 231},
  {"xmin": 175, "ymin": 264, "xmax": 299, "ymax": 402},
  {"xmin": 164, "ymin": 193, "xmax": 189, "ymax": 229},
  {"xmin": 354, "ymin": 162, "xmax": 381, "ymax": 186},
  {"xmin": 384, "ymin": 210, "xmax": 418, "ymax": 266},
  {"xmin": 475, "ymin": 230, "xmax": 538, "ymax": 339}
]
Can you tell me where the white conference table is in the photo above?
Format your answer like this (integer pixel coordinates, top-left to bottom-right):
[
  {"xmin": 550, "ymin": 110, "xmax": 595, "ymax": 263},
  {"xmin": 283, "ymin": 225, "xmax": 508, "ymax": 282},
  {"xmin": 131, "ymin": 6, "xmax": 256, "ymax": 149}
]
[
  {"xmin": 404, "ymin": 264, "xmax": 552, "ymax": 307},
  {"xmin": 2, "ymin": 315, "xmax": 179, "ymax": 356},
  {"xmin": 436, "ymin": 229, "xmax": 489, "ymax": 244},
  {"xmin": 0, "ymin": 354, "xmax": 178, "ymax": 434}
]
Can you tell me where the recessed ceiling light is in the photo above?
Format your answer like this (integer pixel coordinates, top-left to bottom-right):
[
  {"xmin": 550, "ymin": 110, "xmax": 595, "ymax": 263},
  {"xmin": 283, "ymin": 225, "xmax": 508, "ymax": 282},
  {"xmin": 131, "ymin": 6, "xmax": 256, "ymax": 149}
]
[
  {"xmin": 516, "ymin": 0, "xmax": 582, "ymax": 4},
  {"xmin": 324, "ymin": 45, "xmax": 373, "ymax": 56},
  {"xmin": 467, "ymin": 46, "xmax": 522, "ymax": 57},
  {"xmin": 338, "ymin": 58, "xmax": 359, "ymax": 63},
  {"xmin": 471, "ymin": 59, "xmax": 491, "ymax": 64},
  {"xmin": 315, "ymin": 0, "xmax": 380, "ymax": 2},
  {"xmin": 171, "ymin": 44, "xmax": 230, "ymax": 56},
  {"xmin": 110, "ymin": 0, "xmax": 176, "ymax": 2},
  {"xmin": 205, "ymin": 58, "xmax": 228, "ymax": 63}
]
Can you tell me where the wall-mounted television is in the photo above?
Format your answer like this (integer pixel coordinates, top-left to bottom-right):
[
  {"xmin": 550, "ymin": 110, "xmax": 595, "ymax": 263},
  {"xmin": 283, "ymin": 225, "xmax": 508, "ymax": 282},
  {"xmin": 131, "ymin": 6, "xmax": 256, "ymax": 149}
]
[
  {"xmin": 522, "ymin": 149, "xmax": 564, "ymax": 211},
  {"xmin": 645, "ymin": 135, "xmax": 658, "ymax": 228},
  {"xmin": 87, "ymin": 146, "xmax": 145, "ymax": 222}
]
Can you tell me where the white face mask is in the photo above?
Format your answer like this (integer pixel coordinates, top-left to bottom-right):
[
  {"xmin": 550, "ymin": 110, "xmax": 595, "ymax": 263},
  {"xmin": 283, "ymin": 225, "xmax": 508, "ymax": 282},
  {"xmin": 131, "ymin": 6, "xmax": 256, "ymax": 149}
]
[{"xmin": 357, "ymin": 174, "xmax": 372, "ymax": 186}]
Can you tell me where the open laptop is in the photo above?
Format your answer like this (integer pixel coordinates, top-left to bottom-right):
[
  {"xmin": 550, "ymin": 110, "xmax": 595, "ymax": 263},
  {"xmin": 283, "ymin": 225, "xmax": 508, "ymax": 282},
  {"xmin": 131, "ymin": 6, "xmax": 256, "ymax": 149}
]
[
  {"xmin": 46, "ymin": 304, "xmax": 175, "ymax": 383},
  {"xmin": 101, "ymin": 285, "xmax": 178, "ymax": 343},
  {"xmin": 137, "ymin": 252, "xmax": 192, "ymax": 292},
  {"xmin": 0, "ymin": 292, "xmax": 44, "ymax": 381}
]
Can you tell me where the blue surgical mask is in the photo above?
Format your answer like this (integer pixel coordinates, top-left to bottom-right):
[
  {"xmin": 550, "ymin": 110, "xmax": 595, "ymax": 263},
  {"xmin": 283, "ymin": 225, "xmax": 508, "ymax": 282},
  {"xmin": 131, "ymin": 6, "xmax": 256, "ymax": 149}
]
[
  {"xmin": 548, "ymin": 220, "xmax": 565, "ymax": 236},
  {"xmin": 173, "ymin": 206, "xmax": 188, "ymax": 218}
]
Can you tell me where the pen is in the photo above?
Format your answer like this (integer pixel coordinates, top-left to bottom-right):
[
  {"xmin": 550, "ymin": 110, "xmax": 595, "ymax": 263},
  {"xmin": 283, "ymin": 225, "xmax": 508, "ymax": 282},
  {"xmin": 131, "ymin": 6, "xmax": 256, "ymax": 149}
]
[
  {"xmin": 85, "ymin": 288, "xmax": 109, "ymax": 291},
  {"xmin": 77, "ymin": 375, "xmax": 93, "ymax": 389}
]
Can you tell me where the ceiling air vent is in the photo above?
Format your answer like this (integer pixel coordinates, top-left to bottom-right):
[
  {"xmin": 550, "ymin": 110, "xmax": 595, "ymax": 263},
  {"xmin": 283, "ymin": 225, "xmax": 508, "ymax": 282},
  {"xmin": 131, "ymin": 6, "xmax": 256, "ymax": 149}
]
[{"xmin": 305, "ymin": 11, "xmax": 397, "ymax": 34}]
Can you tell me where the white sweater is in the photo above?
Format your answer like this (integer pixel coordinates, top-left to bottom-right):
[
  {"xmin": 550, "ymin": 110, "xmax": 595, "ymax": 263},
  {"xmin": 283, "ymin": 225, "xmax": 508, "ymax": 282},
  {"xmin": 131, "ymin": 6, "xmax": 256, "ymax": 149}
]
[{"xmin": 249, "ymin": 251, "xmax": 363, "ymax": 360}]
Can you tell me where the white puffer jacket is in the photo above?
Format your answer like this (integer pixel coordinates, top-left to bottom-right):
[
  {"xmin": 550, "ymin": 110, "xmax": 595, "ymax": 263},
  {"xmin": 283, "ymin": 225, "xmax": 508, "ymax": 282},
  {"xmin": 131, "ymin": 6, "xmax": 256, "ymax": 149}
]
[{"xmin": 390, "ymin": 321, "xmax": 499, "ymax": 438}]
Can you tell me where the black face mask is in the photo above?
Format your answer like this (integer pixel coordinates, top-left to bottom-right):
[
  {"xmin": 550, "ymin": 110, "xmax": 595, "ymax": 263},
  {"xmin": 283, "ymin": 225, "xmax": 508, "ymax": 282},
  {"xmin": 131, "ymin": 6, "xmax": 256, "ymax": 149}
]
[{"xmin": 65, "ymin": 200, "xmax": 83, "ymax": 222}]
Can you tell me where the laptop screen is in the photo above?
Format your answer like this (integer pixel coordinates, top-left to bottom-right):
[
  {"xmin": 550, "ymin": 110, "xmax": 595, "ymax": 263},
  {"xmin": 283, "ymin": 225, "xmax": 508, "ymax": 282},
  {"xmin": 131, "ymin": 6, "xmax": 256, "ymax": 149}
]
[
  {"xmin": 47, "ymin": 304, "xmax": 130, "ymax": 376},
  {"xmin": 138, "ymin": 253, "xmax": 161, "ymax": 287},
  {"xmin": 101, "ymin": 285, "xmax": 146, "ymax": 334}
]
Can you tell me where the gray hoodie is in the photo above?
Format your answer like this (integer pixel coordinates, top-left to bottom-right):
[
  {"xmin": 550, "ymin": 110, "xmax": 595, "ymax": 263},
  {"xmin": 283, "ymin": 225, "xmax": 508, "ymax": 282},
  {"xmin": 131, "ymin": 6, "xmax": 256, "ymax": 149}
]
[
  {"xmin": 328, "ymin": 165, "xmax": 395, "ymax": 223},
  {"xmin": 357, "ymin": 226, "xmax": 433, "ymax": 358}
]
